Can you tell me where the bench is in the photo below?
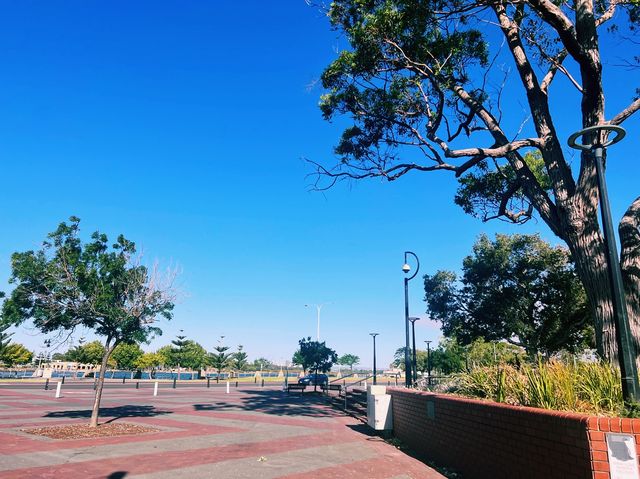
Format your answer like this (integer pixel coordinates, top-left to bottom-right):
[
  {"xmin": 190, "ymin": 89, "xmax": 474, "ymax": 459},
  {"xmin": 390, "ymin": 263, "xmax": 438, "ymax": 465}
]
[
  {"xmin": 287, "ymin": 383, "xmax": 306, "ymax": 394},
  {"xmin": 322, "ymin": 384, "xmax": 343, "ymax": 394}
]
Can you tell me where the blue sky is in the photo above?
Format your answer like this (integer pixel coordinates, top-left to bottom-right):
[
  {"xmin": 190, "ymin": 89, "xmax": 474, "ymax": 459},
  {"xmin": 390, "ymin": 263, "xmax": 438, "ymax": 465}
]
[{"xmin": 0, "ymin": 2, "xmax": 638, "ymax": 369}]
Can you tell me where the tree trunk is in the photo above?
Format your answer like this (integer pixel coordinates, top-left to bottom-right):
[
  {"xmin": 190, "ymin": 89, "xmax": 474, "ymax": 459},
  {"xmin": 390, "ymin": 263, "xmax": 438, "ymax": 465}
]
[
  {"xmin": 620, "ymin": 196, "xmax": 640, "ymax": 371},
  {"xmin": 90, "ymin": 340, "xmax": 116, "ymax": 428},
  {"xmin": 561, "ymin": 203, "xmax": 617, "ymax": 361}
]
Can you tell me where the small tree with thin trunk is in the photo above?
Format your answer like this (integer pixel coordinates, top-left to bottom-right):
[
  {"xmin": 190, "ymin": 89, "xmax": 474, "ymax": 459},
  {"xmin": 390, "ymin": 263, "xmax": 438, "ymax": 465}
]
[
  {"xmin": 338, "ymin": 354, "xmax": 360, "ymax": 372},
  {"xmin": 1, "ymin": 217, "xmax": 176, "ymax": 427},
  {"xmin": 208, "ymin": 338, "xmax": 232, "ymax": 382},
  {"xmin": 297, "ymin": 337, "xmax": 338, "ymax": 392}
]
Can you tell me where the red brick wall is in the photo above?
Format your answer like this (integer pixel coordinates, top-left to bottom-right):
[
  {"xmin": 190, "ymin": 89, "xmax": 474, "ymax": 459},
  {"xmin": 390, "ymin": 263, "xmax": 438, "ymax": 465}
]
[{"xmin": 388, "ymin": 388, "xmax": 640, "ymax": 479}]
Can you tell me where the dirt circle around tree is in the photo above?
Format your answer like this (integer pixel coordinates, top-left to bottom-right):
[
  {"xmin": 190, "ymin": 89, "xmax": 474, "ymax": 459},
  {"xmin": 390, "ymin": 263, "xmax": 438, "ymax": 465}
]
[{"xmin": 21, "ymin": 422, "xmax": 159, "ymax": 439}]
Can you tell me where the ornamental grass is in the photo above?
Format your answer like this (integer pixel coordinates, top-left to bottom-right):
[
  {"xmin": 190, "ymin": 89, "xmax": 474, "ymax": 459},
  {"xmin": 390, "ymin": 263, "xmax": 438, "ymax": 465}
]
[{"xmin": 449, "ymin": 360, "xmax": 624, "ymax": 416}]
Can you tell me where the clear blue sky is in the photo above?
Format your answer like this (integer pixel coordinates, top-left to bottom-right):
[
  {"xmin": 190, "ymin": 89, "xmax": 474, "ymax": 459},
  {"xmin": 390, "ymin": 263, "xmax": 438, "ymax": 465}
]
[{"xmin": 0, "ymin": 2, "xmax": 638, "ymax": 369}]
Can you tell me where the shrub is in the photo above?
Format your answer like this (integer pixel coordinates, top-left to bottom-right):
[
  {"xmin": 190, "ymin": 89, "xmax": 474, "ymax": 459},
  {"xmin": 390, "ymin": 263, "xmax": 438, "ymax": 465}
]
[{"xmin": 448, "ymin": 360, "xmax": 625, "ymax": 416}]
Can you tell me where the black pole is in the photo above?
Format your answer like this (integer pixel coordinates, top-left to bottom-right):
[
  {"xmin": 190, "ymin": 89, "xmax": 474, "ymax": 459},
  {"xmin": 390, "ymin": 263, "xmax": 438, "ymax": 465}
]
[
  {"xmin": 403, "ymin": 251, "xmax": 419, "ymax": 387},
  {"xmin": 370, "ymin": 333, "xmax": 379, "ymax": 385},
  {"xmin": 425, "ymin": 340, "xmax": 432, "ymax": 386},
  {"xmin": 404, "ymin": 276, "xmax": 411, "ymax": 386},
  {"xmin": 409, "ymin": 318, "xmax": 419, "ymax": 385},
  {"xmin": 593, "ymin": 146, "xmax": 640, "ymax": 402}
]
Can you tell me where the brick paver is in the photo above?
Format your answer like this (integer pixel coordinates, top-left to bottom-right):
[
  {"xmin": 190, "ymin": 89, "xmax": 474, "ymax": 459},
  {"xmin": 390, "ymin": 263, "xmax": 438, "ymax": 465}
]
[{"xmin": 0, "ymin": 382, "xmax": 444, "ymax": 478}]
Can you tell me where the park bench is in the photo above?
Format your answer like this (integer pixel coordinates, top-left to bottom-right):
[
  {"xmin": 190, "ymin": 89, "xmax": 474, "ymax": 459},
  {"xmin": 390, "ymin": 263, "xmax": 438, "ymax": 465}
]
[
  {"xmin": 287, "ymin": 383, "xmax": 306, "ymax": 394},
  {"xmin": 322, "ymin": 384, "xmax": 342, "ymax": 394}
]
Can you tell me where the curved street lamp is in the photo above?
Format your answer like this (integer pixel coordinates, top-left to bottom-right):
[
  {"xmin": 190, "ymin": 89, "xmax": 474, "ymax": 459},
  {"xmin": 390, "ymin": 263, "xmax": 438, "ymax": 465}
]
[
  {"xmin": 568, "ymin": 124, "xmax": 639, "ymax": 402},
  {"xmin": 402, "ymin": 251, "xmax": 420, "ymax": 386}
]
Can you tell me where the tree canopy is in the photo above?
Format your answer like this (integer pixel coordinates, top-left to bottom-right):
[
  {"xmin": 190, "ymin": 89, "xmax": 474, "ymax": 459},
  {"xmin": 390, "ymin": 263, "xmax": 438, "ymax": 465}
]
[
  {"xmin": 424, "ymin": 233, "xmax": 594, "ymax": 355},
  {"xmin": 338, "ymin": 353, "xmax": 360, "ymax": 371},
  {"xmin": 1, "ymin": 217, "xmax": 176, "ymax": 426},
  {"xmin": 311, "ymin": 0, "xmax": 640, "ymax": 364},
  {"xmin": 296, "ymin": 337, "xmax": 338, "ymax": 375}
]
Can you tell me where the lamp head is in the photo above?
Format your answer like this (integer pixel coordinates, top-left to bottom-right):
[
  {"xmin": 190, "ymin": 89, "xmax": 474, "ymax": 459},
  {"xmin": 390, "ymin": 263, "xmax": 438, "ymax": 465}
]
[
  {"xmin": 408, "ymin": 316, "xmax": 420, "ymax": 323},
  {"xmin": 402, "ymin": 263, "xmax": 411, "ymax": 273}
]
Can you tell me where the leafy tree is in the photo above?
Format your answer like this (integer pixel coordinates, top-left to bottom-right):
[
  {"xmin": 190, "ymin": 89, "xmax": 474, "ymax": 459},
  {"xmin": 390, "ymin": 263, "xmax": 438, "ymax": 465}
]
[
  {"xmin": 251, "ymin": 357, "xmax": 274, "ymax": 371},
  {"xmin": 134, "ymin": 352, "xmax": 162, "ymax": 371},
  {"xmin": 312, "ymin": 0, "xmax": 640, "ymax": 363},
  {"xmin": 171, "ymin": 331, "xmax": 188, "ymax": 369},
  {"xmin": 156, "ymin": 345, "xmax": 175, "ymax": 368},
  {"xmin": 1, "ymin": 343, "xmax": 33, "ymax": 367},
  {"xmin": 291, "ymin": 350, "xmax": 307, "ymax": 373},
  {"xmin": 180, "ymin": 340, "xmax": 208, "ymax": 377},
  {"xmin": 111, "ymin": 343, "xmax": 144, "ymax": 370},
  {"xmin": 424, "ymin": 234, "xmax": 593, "ymax": 356},
  {"xmin": 208, "ymin": 340, "xmax": 232, "ymax": 382},
  {"xmin": 232, "ymin": 345, "xmax": 248, "ymax": 373},
  {"xmin": 1, "ymin": 217, "xmax": 175, "ymax": 427},
  {"xmin": 338, "ymin": 353, "xmax": 360, "ymax": 371},
  {"xmin": 67, "ymin": 340, "xmax": 106, "ymax": 365},
  {"xmin": 296, "ymin": 337, "xmax": 338, "ymax": 391},
  {"xmin": 0, "ymin": 321, "xmax": 13, "ymax": 359},
  {"xmin": 51, "ymin": 352, "xmax": 66, "ymax": 361}
]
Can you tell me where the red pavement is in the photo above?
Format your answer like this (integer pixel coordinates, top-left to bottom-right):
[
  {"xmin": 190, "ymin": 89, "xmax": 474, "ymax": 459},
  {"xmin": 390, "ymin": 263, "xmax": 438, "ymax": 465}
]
[{"xmin": 0, "ymin": 383, "xmax": 445, "ymax": 479}]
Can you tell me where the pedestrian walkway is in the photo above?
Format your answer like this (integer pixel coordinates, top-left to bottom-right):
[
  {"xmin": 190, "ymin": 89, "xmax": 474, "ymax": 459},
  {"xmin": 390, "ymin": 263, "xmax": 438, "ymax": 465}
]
[{"xmin": 0, "ymin": 383, "xmax": 445, "ymax": 478}]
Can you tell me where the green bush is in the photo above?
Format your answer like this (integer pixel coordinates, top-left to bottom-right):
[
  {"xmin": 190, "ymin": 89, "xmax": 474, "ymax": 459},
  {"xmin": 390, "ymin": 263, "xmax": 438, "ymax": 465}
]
[{"xmin": 450, "ymin": 360, "xmax": 625, "ymax": 416}]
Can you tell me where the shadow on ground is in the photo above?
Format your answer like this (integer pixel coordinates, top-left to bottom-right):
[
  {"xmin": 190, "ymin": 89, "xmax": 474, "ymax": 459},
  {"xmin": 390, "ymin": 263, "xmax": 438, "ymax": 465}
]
[
  {"xmin": 193, "ymin": 389, "xmax": 343, "ymax": 417},
  {"xmin": 107, "ymin": 472, "xmax": 128, "ymax": 479},
  {"xmin": 44, "ymin": 405, "xmax": 172, "ymax": 423}
]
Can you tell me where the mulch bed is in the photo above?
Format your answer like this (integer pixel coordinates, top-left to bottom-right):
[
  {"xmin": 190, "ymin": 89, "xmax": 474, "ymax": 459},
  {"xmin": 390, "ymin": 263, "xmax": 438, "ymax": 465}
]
[{"xmin": 22, "ymin": 422, "xmax": 159, "ymax": 439}]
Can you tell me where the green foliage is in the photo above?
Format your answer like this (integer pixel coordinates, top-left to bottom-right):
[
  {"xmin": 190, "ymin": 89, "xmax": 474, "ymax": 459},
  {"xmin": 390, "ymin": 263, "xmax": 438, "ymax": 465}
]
[
  {"xmin": 251, "ymin": 357, "xmax": 274, "ymax": 371},
  {"xmin": 424, "ymin": 234, "xmax": 593, "ymax": 355},
  {"xmin": 66, "ymin": 340, "xmax": 106, "ymax": 364},
  {"xmin": 2, "ymin": 218, "xmax": 174, "ymax": 346},
  {"xmin": 111, "ymin": 343, "xmax": 144, "ymax": 370},
  {"xmin": 455, "ymin": 152, "xmax": 552, "ymax": 223},
  {"xmin": 0, "ymin": 217, "xmax": 175, "ymax": 427},
  {"xmin": 0, "ymin": 321, "xmax": 13, "ymax": 359},
  {"xmin": 296, "ymin": 337, "xmax": 338, "ymax": 374},
  {"xmin": 0, "ymin": 343, "xmax": 33, "ymax": 366},
  {"xmin": 208, "ymin": 341, "xmax": 232, "ymax": 377},
  {"xmin": 291, "ymin": 350, "xmax": 306, "ymax": 372},
  {"xmin": 428, "ymin": 339, "xmax": 466, "ymax": 375},
  {"xmin": 180, "ymin": 340, "xmax": 208, "ymax": 370},
  {"xmin": 134, "ymin": 352, "xmax": 162, "ymax": 370},
  {"xmin": 232, "ymin": 345, "xmax": 248, "ymax": 372},
  {"xmin": 171, "ymin": 332, "xmax": 189, "ymax": 366},
  {"xmin": 156, "ymin": 345, "xmax": 175, "ymax": 367},
  {"xmin": 455, "ymin": 360, "xmax": 625, "ymax": 416},
  {"xmin": 338, "ymin": 353, "xmax": 360, "ymax": 371}
]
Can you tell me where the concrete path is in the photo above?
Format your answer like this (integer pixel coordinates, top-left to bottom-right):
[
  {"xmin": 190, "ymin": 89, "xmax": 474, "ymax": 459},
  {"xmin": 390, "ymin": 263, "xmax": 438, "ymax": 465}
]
[{"xmin": 0, "ymin": 383, "xmax": 445, "ymax": 478}]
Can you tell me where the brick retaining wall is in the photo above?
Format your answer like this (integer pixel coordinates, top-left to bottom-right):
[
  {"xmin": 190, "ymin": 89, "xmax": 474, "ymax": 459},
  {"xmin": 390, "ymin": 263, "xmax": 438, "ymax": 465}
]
[{"xmin": 388, "ymin": 388, "xmax": 640, "ymax": 479}]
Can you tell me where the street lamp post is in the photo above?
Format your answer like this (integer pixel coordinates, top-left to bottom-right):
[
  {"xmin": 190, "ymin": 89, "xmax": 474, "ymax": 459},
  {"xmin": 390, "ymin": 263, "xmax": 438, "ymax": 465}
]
[
  {"xmin": 402, "ymin": 251, "xmax": 420, "ymax": 387},
  {"xmin": 425, "ymin": 340, "xmax": 432, "ymax": 386},
  {"xmin": 408, "ymin": 317, "xmax": 420, "ymax": 385},
  {"xmin": 568, "ymin": 125, "xmax": 640, "ymax": 403},
  {"xmin": 305, "ymin": 303, "xmax": 329, "ymax": 341},
  {"xmin": 370, "ymin": 333, "xmax": 379, "ymax": 385}
]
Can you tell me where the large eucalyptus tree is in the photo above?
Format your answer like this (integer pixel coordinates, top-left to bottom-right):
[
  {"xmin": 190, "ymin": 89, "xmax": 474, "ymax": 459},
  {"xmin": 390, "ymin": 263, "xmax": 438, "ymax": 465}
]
[{"xmin": 311, "ymin": 1, "xmax": 640, "ymax": 362}]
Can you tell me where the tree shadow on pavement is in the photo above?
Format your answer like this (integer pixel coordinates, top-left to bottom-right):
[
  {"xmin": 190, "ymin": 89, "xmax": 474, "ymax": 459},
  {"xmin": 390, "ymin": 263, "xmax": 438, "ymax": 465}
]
[
  {"xmin": 193, "ymin": 389, "xmax": 343, "ymax": 417},
  {"xmin": 44, "ymin": 405, "xmax": 173, "ymax": 423}
]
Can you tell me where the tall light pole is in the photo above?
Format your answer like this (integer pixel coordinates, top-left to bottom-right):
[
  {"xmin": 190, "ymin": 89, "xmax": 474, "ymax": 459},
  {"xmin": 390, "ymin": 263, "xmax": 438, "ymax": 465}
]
[
  {"xmin": 370, "ymin": 333, "xmax": 379, "ymax": 385},
  {"xmin": 402, "ymin": 251, "xmax": 420, "ymax": 387},
  {"xmin": 408, "ymin": 317, "xmax": 420, "ymax": 385},
  {"xmin": 305, "ymin": 303, "xmax": 329, "ymax": 341},
  {"xmin": 568, "ymin": 124, "xmax": 640, "ymax": 403},
  {"xmin": 425, "ymin": 340, "xmax": 432, "ymax": 386}
]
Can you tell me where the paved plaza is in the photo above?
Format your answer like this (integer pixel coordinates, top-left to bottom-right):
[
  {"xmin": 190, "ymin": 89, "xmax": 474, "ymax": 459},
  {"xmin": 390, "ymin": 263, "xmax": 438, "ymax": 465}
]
[{"xmin": 0, "ymin": 382, "xmax": 444, "ymax": 478}]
